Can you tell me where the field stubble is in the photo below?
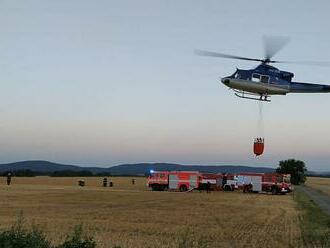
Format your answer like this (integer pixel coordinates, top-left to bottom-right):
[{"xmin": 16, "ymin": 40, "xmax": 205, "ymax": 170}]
[{"xmin": 0, "ymin": 176, "xmax": 301, "ymax": 247}]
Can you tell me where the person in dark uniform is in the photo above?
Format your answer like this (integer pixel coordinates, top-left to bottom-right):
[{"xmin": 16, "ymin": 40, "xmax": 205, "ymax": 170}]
[
  {"xmin": 222, "ymin": 173, "xmax": 227, "ymax": 189},
  {"xmin": 6, "ymin": 172, "xmax": 12, "ymax": 186},
  {"xmin": 103, "ymin": 177, "xmax": 108, "ymax": 187},
  {"xmin": 131, "ymin": 178, "xmax": 135, "ymax": 185},
  {"xmin": 206, "ymin": 181, "xmax": 211, "ymax": 193}
]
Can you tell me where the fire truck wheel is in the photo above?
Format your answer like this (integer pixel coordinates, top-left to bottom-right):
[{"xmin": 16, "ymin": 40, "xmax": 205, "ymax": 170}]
[
  {"xmin": 151, "ymin": 185, "xmax": 159, "ymax": 191},
  {"xmin": 179, "ymin": 185, "xmax": 188, "ymax": 192},
  {"xmin": 224, "ymin": 185, "xmax": 231, "ymax": 192}
]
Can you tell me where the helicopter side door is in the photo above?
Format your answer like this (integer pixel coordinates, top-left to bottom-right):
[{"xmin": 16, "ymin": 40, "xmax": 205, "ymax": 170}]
[
  {"xmin": 252, "ymin": 73, "xmax": 269, "ymax": 84},
  {"xmin": 260, "ymin": 75, "xmax": 270, "ymax": 84}
]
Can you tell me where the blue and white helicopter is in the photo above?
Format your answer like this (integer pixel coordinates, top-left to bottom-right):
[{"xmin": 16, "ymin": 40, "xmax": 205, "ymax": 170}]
[{"xmin": 196, "ymin": 37, "xmax": 330, "ymax": 102}]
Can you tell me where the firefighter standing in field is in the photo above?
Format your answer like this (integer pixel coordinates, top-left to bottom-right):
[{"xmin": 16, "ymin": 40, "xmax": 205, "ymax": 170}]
[
  {"xmin": 103, "ymin": 177, "xmax": 108, "ymax": 187},
  {"xmin": 206, "ymin": 181, "xmax": 211, "ymax": 193},
  {"xmin": 6, "ymin": 172, "xmax": 12, "ymax": 186}
]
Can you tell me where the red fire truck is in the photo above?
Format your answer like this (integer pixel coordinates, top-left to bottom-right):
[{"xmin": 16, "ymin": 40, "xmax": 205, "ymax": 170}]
[
  {"xmin": 198, "ymin": 173, "xmax": 222, "ymax": 191},
  {"xmin": 147, "ymin": 171, "xmax": 239, "ymax": 192},
  {"xmin": 198, "ymin": 173, "xmax": 238, "ymax": 191},
  {"xmin": 147, "ymin": 171, "xmax": 200, "ymax": 191},
  {"xmin": 147, "ymin": 170, "xmax": 291, "ymax": 194},
  {"xmin": 236, "ymin": 173, "xmax": 291, "ymax": 194}
]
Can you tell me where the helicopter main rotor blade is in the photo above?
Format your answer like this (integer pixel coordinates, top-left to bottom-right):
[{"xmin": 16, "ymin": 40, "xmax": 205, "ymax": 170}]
[
  {"xmin": 271, "ymin": 60, "xmax": 330, "ymax": 66},
  {"xmin": 263, "ymin": 36, "xmax": 290, "ymax": 61},
  {"xmin": 196, "ymin": 36, "xmax": 330, "ymax": 66},
  {"xmin": 194, "ymin": 49, "xmax": 264, "ymax": 62}
]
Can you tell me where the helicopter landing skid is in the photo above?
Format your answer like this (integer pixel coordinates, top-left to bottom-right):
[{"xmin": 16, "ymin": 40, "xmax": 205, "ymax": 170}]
[{"xmin": 233, "ymin": 90, "xmax": 271, "ymax": 102}]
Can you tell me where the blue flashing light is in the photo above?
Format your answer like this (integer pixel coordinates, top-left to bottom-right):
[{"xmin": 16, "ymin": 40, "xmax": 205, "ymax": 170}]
[{"xmin": 150, "ymin": 169, "xmax": 155, "ymax": 174}]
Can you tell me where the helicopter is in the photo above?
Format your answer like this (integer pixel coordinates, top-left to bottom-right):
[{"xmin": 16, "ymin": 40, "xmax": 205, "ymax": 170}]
[{"xmin": 195, "ymin": 36, "xmax": 330, "ymax": 102}]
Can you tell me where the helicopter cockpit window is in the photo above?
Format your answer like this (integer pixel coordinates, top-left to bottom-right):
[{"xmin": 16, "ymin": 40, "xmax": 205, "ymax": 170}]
[
  {"xmin": 231, "ymin": 71, "xmax": 239, "ymax": 78},
  {"xmin": 252, "ymin": 74, "xmax": 260, "ymax": 82},
  {"xmin": 260, "ymin": 75, "xmax": 269, "ymax": 83}
]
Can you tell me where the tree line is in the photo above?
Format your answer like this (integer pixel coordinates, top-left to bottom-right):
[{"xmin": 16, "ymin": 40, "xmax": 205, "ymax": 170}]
[{"xmin": 0, "ymin": 170, "xmax": 110, "ymax": 177}]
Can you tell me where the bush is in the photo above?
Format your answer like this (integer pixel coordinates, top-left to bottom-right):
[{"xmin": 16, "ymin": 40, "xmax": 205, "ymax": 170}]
[
  {"xmin": 0, "ymin": 214, "xmax": 50, "ymax": 248},
  {"xmin": 0, "ymin": 215, "xmax": 96, "ymax": 248},
  {"xmin": 57, "ymin": 225, "xmax": 96, "ymax": 248}
]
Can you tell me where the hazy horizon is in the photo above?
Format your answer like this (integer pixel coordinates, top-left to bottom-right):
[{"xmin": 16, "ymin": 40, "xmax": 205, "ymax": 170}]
[
  {"xmin": 0, "ymin": 159, "xmax": 328, "ymax": 173},
  {"xmin": 0, "ymin": 1, "xmax": 329, "ymax": 171}
]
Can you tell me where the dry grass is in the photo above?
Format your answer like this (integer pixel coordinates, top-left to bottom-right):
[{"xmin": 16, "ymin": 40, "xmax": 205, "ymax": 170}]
[
  {"xmin": 0, "ymin": 176, "xmax": 301, "ymax": 247},
  {"xmin": 294, "ymin": 187, "xmax": 330, "ymax": 247},
  {"xmin": 305, "ymin": 177, "xmax": 330, "ymax": 196}
]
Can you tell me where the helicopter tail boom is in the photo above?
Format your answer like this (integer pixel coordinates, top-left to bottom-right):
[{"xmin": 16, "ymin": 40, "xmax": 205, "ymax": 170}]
[{"xmin": 289, "ymin": 82, "xmax": 330, "ymax": 93}]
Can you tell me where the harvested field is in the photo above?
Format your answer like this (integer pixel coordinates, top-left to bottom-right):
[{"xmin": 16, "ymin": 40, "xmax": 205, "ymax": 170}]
[
  {"xmin": 0, "ymin": 176, "xmax": 301, "ymax": 247},
  {"xmin": 305, "ymin": 177, "xmax": 330, "ymax": 196}
]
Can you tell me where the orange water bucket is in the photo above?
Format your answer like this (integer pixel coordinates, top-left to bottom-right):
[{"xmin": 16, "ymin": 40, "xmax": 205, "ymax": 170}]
[{"xmin": 253, "ymin": 138, "xmax": 264, "ymax": 156}]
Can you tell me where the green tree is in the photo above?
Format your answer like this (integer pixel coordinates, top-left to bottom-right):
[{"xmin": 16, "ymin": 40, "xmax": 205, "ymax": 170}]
[{"xmin": 276, "ymin": 159, "xmax": 307, "ymax": 185}]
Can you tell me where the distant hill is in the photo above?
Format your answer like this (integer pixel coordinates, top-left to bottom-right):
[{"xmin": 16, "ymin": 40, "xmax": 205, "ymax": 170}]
[
  {"xmin": 107, "ymin": 163, "xmax": 275, "ymax": 175},
  {"xmin": 306, "ymin": 170, "xmax": 330, "ymax": 177},
  {"xmin": 0, "ymin": 160, "xmax": 276, "ymax": 175},
  {"xmin": 0, "ymin": 161, "xmax": 108, "ymax": 174}
]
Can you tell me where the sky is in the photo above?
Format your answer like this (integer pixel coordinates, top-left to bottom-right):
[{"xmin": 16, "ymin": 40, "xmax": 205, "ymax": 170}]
[{"xmin": 0, "ymin": 0, "xmax": 329, "ymax": 171}]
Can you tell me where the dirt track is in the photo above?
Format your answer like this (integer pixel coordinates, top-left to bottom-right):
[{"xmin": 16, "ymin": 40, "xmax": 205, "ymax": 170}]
[{"xmin": 298, "ymin": 185, "xmax": 330, "ymax": 215}]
